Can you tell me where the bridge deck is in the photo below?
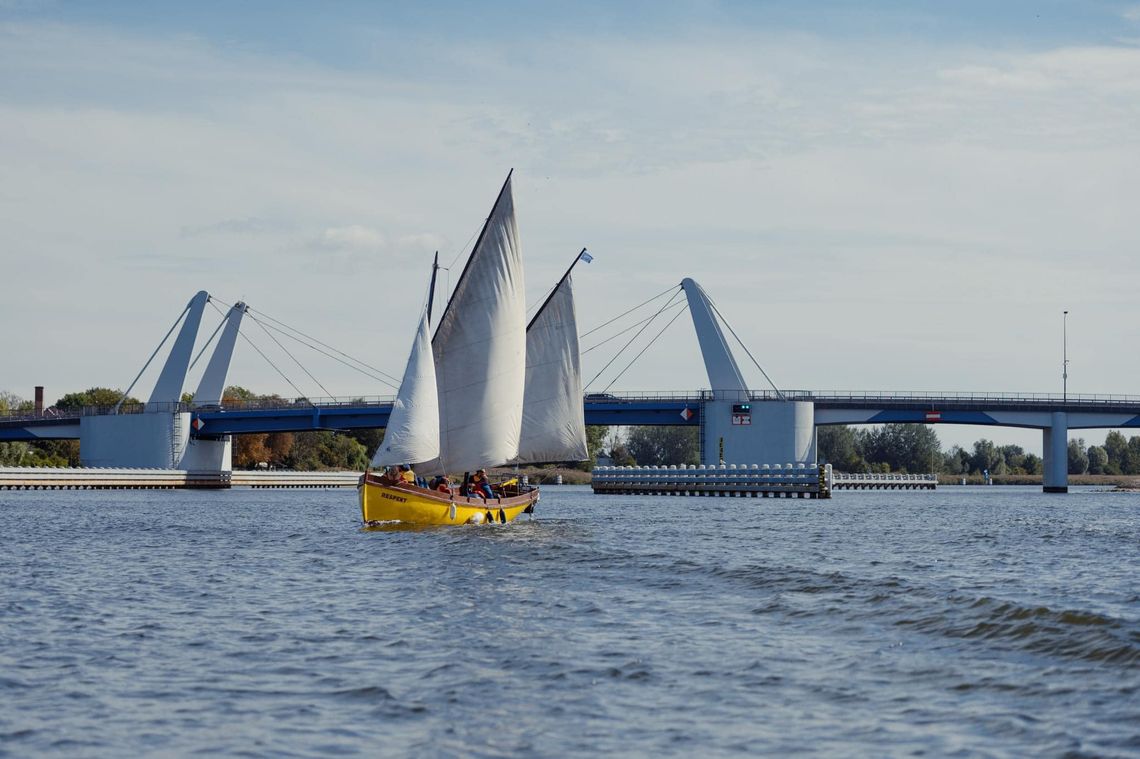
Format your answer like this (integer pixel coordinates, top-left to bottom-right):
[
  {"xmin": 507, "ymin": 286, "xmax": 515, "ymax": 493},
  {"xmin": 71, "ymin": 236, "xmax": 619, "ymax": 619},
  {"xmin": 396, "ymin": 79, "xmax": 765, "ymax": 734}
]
[{"xmin": 3, "ymin": 391, "xmax": 1140, "ymax": 440}]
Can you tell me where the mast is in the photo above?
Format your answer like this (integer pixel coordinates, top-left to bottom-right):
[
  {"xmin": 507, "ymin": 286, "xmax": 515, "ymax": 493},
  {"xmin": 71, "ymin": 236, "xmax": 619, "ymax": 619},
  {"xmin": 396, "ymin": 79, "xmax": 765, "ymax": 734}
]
[
  {"xmin": 527, "ymin": 248, "xmax": 589, "ymax": 332},
  {"xmin": 426, "ymin": 251, "xmax": 440, "ymax": 324},
  {"xmin": 433, "ymin": 169, "xmax": 514, "ymax": 343}
]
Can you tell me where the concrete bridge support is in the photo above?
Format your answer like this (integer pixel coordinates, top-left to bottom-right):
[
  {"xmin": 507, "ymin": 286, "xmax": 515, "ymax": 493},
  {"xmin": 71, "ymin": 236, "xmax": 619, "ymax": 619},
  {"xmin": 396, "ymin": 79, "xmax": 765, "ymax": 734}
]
[{"xmin": 1042, "ymin": 411, "xmax": 1069, "ymax": 493}]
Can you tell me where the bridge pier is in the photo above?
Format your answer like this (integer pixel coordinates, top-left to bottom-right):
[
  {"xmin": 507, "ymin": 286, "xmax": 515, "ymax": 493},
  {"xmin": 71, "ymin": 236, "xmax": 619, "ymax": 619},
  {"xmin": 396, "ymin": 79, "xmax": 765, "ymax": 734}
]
[{"xmin": 1042, "ymin": 411, "xmax": 1068, "ymax": 493}]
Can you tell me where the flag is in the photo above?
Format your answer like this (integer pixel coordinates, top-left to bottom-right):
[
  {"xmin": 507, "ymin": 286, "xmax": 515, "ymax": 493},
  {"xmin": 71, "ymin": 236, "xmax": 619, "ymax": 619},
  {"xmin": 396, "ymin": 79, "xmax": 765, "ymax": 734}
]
[{"xmin": 579, "ymin": 250, "xmax": 593, "ymax": 263}]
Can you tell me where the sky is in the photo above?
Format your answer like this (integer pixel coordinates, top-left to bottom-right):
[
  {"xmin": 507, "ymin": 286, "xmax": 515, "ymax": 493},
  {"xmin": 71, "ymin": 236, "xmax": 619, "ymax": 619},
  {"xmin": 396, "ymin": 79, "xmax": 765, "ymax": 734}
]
[{"xmin": 2, "ymin": 0, "xmax": 1139, "ymax": 453}]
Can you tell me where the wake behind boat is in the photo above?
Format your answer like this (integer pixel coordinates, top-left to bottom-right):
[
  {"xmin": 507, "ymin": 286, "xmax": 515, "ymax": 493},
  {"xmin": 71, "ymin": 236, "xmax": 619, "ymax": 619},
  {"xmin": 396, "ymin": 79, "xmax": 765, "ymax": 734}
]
[{"xmin": 359, "ymin": 172, "xmax": 589, "ymax": 525}]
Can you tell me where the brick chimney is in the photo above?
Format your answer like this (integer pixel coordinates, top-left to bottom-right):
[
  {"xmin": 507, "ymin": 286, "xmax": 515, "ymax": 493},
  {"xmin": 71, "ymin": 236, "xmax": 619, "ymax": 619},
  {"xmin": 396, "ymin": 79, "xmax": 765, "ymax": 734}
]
[{"xmin": 34, "ymin": 386, "xmax": 44, "ymax": 414}]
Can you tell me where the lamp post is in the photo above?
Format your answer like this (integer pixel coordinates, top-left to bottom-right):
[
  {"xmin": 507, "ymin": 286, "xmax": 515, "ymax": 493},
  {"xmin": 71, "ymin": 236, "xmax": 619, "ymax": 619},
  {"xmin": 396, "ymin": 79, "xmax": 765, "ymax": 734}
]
[{"xmin": 1063, "ymin": 310, "xmax": 1069, "ymax": 402}]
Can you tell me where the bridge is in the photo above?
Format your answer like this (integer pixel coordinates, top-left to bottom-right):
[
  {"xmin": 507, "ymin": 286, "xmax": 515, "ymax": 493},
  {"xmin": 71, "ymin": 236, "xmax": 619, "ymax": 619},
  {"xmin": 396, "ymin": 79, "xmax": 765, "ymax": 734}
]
[
  {"xmin": 3, "ymin": 282, "xmax": 1136, "ymax": 493},
  {"xmin": 5, "ymin": 390, "xmax": 1139, "ymax": 438}
]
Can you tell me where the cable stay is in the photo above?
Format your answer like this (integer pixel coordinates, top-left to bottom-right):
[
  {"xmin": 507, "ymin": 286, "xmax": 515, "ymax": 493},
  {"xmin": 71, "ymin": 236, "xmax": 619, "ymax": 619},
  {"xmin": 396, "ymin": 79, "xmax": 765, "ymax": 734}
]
[
  {"xmin": 582, "ymin": 300, "xmax": 688, "ymax": 356},
  {"xmin": 601, "ymin": 302, "xmax": 690, "ymax": 394},
  {"xmin": 232, "ymin": 326, "xmax": 311, "ymax": 402},
  {"xmin": 704, "ymin": 295, "xmax": 784, "ymax": 401},
  {"xmin": 581, "ymin": 284, "xmax": 680, "ymax": 339},
  {"xmin": 245, "ymin": 312, "xmax": 334, "ymax": 399},
  {"xmin": 239, "ymin": 305, "xmax": 401, "ymax": 389},
  {"xmin": 584, "ymin": 286, "xmax": 686, "ymax": 391}
]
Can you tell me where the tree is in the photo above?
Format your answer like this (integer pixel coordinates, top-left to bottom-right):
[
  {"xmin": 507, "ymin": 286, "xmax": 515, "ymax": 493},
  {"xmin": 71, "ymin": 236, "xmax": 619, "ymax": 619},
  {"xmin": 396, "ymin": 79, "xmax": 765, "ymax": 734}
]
[
  {"xmin": 233, "ymin": 434, "xmax": 272, "ymax": 469},
  {"xmin": 943, "ymin": 445, "xmax": 971, "ymax": 475},
  {"xmin": 817, "ymin": 426, "xmax": 863, "ymax": 471},
  {"xmin": 970, "ymin": 439, "xmax": 1003, "ymax": 476},
  {"xmin": 1123, "ymin": 436, "xmax": 1140, "ymax": 475},
  {"xmin": 1067, "ymin": 438, "xmax": 1089, "ymax": 475},
  {"xmin": 1022, "ymin": 452, "xmax": 1043, "ymax": 475},
  {"xmin": 856, "ymin": 425, "xmax": 942, "ymax": 474},
  {"xmin": 1104, "ymin": 431, "xmax": 1128, "ymax": 474},
  {"xmin": 55, "ymin": 387, "xmax": 135, "ymax": 410},
  {"xmin": 1001, "ymin": 445, "xmax": 1027, "ymax": 473},
  {"xmin": 223, "ymin": 386, "xmax": 257, "ymax": 405},
  {"xmin": 626, "ymin": 426, "xmax": 699, "ymax": 466},
  {"xmin": 1087, "ymin": 445, "xmax": 1108, "ymax": 475},
  {"xmin": 583, "ymin": 426, "xmax": 609, "ymax": 470},
  {"xmin": 288, "ymin": 431, "xmax": 368, "ymax": 471},
  {"xmin": 0, "ymin": 390, "xmax": 24, "ymax": 415}
]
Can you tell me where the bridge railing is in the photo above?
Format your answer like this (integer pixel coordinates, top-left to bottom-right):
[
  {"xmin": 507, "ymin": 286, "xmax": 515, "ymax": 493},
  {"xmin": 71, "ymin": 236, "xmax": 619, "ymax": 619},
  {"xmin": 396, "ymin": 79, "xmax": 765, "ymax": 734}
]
[{"xmin": 6, "ymin": 389, "xmax": 1140, "ymax": 424}]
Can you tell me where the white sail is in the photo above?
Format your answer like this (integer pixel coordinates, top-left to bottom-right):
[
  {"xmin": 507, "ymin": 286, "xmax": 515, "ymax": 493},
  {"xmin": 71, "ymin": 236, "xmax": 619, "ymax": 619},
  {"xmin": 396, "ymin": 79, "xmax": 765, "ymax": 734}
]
[
  {"xmin": 517, "ymin": 272, "xmax": 588, "ymax": 463},
  {"xmin": 371, "ymin": 305, "xmax": 440, "ymax": 467},
  {"xmin": 418, "ymin": 175, "xmax": 527, "ymax": 475}
]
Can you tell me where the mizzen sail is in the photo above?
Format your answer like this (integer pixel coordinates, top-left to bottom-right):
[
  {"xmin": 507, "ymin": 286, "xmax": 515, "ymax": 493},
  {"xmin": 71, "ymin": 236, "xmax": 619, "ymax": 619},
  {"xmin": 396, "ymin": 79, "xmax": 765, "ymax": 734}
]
[{"xmin": 517, "ymin": 269, "xmax": 588, "ymax": 463}]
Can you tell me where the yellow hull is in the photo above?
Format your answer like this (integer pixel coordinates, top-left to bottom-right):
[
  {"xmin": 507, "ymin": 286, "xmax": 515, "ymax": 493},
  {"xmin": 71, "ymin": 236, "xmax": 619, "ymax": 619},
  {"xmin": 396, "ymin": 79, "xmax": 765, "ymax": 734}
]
[{"xmin": 358, "ymin": 473, "xmax": 539, "ymax": 526}]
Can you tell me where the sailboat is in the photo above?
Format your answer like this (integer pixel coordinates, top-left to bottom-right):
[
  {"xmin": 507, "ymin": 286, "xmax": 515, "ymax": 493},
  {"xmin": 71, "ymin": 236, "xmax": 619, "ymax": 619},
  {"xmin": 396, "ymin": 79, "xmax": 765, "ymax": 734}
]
[{"xmin": 359, "ymin": 172, "xmax": 589, "ymax": 525}]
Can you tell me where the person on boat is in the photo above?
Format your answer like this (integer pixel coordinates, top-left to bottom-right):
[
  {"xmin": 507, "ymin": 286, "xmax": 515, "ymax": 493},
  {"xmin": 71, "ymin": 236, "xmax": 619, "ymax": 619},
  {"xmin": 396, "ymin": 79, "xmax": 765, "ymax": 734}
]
[
  {"xmin": 397, "ymin": 465, "xmax": 416, "ymax": 486},
  {"xmin": 471, "ymin": 469, "xmax": 495, "ymax": 500},
  {"xmin": 430, "ymin": 475, "xmax": 451, "ymax": 495}
]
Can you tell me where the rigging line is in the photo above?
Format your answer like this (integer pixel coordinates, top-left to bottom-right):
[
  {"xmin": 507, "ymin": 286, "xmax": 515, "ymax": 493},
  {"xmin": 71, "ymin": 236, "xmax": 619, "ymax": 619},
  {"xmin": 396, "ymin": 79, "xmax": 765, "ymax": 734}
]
[
  {"xmin": 246, "ymin": 313, "xmax": 334, "ymax": 399},
  {"xmin": 115, "ymin": 299, "xmax": 193, "ymax": 413},
  {"xmin": 582, "ymin": 300, "xmax": 688, "ymax": 356},
  {"xmin": 526, "ymin": 282, "xmax": 558, "ymax": 316},
  {"xmin": 445, "ymin": 221, "xmax": 484, "ymax": 272},
  {"xmin": 705, "ymin": 297, "xmax": 785, "ymax": 401},
  {"xmin": 244, "ymin": 308, "xmax": 402, "ymax": 385},
  {"xmin": 188, "ymin": 299, "xmax": 230, "ymax": 374},
  {"xmin": 247, "ymin": 317, "xmax": 399, "ymax": 390},
  {"xmin": 584, "ymin": 288, "xmax": 683, "ymax": 390},
  {"xmin": 580, "ymin": 284, "xmax": 680, "ymax": 339},
  {"xmin": 234, "ymin": 328, "xmax": 309, "ymax": 401},
  {"xmin": 602, "ymin": 302, "xmax": 690, "ymax": 394}
]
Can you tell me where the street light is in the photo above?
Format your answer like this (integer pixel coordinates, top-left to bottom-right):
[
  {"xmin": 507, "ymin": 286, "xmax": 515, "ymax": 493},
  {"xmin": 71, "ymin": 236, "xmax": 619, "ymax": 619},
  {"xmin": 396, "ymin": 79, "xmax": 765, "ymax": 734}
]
[{"xmin": 1063, "ymin": 310, "xmax": 1069, "ymax": 401}]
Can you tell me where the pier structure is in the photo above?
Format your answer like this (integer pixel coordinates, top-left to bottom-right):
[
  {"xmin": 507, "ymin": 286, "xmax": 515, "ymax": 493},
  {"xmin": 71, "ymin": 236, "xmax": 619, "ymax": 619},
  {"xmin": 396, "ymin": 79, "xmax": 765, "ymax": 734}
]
[
  {"xmin": 0, "ymin": 467, "xmax": 359, "ymax": 490},
  {"xmin": 591, "ymin": 463, "xmax": 831, "ymax": 498},
  {"xmin": 830, "ymin": 472, "xmax": 937, "ymax": 490}
]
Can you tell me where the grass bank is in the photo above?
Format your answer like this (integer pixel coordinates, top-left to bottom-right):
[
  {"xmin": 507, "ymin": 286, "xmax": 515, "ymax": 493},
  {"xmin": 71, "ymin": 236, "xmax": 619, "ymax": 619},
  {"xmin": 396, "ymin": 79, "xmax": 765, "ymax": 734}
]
[{"xmin": 937, "ymin": 473, "xmax": 1140, "ymax": 489}]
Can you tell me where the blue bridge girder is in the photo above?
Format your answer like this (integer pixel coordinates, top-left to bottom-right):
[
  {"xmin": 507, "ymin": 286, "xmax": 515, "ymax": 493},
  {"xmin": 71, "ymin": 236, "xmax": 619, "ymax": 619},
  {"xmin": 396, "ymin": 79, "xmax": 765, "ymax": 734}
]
[{"xmin": 2, "ymin": 391, "xmax": 1140, "ymax": 441}]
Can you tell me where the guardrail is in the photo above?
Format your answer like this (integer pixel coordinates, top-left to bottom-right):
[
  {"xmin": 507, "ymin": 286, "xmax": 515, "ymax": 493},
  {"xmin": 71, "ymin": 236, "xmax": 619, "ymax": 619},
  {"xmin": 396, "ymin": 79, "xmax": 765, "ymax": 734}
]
[{"xmin": 5, "ymin": 389, "xmax": 1140, "ymax": 424}]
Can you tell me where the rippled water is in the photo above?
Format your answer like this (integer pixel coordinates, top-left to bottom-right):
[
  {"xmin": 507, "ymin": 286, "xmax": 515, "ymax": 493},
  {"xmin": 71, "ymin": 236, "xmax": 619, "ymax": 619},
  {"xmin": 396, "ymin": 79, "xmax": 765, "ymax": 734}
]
[{"xmin": 1, "ymin": 485, "xmax": 1137, "ymax": 756}]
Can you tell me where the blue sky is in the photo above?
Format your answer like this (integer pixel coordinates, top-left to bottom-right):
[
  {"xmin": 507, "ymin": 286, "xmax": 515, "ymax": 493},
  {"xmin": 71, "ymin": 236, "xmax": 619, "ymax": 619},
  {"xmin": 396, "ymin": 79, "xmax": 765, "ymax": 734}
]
[{"xmin": 3, "ymin": 1, "xmax": 1140, "ymax": 452}]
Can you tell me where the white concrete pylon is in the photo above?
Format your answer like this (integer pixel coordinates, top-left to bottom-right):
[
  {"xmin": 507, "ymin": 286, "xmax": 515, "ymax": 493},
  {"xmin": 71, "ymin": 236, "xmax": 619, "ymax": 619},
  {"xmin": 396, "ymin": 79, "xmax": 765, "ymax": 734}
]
[
  {"xmin": 681, "ymin": 278, "xmax": 749, "ymax": 399},
  {"xmin": 193, "ymin": 301, "xmax": 248, "ymax": 407},
  {"xmin": 147, "ymin": 290, "xmax": 209, "ymax": 410}
]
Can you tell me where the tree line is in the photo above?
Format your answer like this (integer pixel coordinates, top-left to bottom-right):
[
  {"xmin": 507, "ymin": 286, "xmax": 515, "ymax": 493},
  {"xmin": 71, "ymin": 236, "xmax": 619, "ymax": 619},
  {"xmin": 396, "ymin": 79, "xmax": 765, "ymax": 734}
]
[{"xmin": 818, "ymin": 425, "xmax": 1140, "ymax": 476}]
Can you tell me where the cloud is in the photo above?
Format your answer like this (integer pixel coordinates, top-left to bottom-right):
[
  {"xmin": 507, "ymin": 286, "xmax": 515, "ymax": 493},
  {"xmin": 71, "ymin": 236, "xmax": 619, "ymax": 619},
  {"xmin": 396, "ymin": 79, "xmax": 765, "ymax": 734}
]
[{"xmin": 311, "ymin": 224, "xmax": 386, "ymax": 251}]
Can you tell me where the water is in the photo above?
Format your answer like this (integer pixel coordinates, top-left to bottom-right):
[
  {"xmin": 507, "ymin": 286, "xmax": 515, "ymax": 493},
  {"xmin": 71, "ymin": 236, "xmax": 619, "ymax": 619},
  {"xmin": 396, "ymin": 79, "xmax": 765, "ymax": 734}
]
[{"xmin": 1, "ymin": 485, "xmax": 1137, "ymax": 757}]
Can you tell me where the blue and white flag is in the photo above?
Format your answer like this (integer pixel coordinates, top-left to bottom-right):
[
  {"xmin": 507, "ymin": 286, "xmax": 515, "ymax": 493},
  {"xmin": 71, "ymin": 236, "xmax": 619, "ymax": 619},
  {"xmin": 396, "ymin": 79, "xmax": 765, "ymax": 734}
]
[{"xmin": 579, "ymin": 250, "xmax": 593, "ymax": 263}]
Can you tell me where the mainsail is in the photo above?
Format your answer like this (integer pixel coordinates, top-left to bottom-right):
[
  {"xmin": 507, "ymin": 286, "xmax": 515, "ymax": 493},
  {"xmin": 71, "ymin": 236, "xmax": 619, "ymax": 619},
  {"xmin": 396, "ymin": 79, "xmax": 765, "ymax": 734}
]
[
  {"xmin": 418, "ymin": 173, "xmax": 528, "ymax": 475},
  {"xmin": 371, "ymin": 300, "xmax": 440, "ymax": 467},
  {"xmin": 516, "ymin": 257, "xmax": 589, "ymax": 463}
]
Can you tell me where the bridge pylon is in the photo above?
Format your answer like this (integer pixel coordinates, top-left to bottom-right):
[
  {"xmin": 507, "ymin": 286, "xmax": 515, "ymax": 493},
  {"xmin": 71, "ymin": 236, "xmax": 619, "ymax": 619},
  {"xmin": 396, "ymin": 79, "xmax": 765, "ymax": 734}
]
[
  {"xmin": 680, "ymin": 278, "xmax": 815, "ymax": 466},
  {"xmin": 80, "ymin": 292, "xmax": 243, "ymax": 473}
]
